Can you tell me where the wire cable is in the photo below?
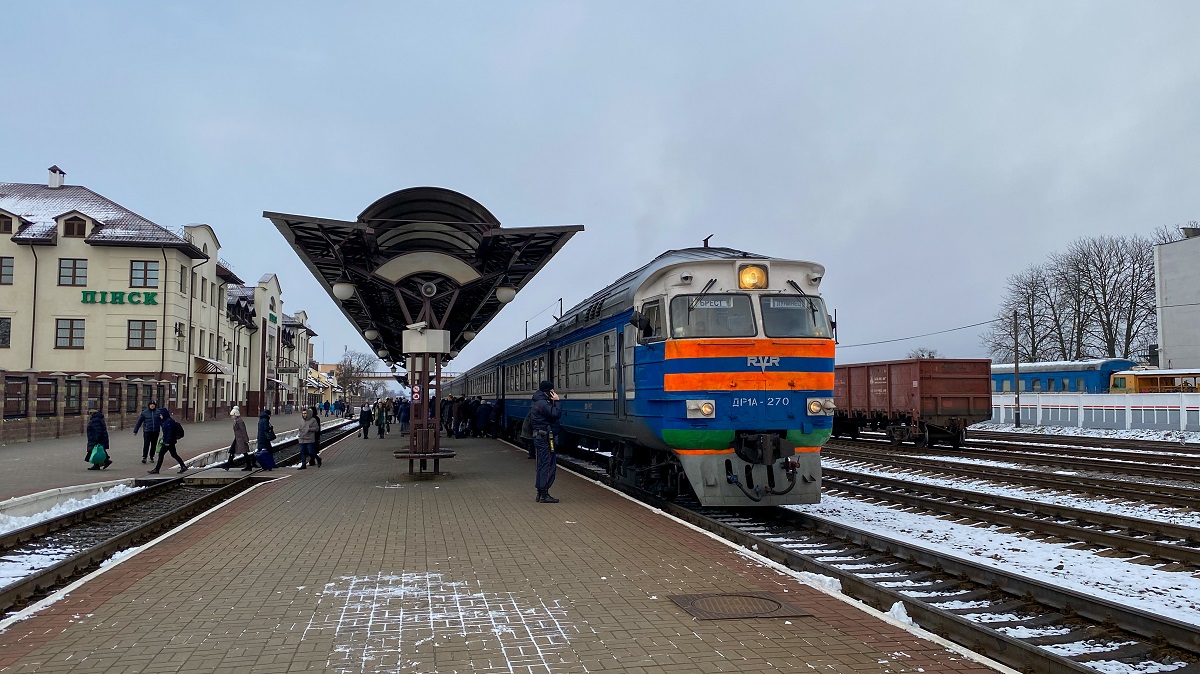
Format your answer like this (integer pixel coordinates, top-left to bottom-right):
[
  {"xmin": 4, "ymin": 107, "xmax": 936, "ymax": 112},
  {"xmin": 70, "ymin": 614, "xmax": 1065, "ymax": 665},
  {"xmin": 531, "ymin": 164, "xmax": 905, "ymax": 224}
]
[{"xmin": 838, "ymin": 318, "xmax": 1002, "ymax": 348}]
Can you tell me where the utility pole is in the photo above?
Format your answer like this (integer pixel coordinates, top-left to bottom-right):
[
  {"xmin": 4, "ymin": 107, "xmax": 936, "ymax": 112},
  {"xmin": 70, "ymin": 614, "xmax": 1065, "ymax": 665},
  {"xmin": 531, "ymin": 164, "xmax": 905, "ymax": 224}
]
[{"xmin": 1013, "ymin": 309, "xmax": 1021, "ymax": 428}]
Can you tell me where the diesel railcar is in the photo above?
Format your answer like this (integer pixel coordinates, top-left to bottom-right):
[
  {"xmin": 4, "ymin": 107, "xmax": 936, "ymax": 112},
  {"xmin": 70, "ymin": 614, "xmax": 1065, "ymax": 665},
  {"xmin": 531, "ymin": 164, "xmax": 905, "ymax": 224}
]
[
  {"xmin": 990, "ymin": 359, "xmax": 1137, "ymax": 394},
  {"xmin": 444, "ymin": 247, "xmax": 836, "ymax": 506}
]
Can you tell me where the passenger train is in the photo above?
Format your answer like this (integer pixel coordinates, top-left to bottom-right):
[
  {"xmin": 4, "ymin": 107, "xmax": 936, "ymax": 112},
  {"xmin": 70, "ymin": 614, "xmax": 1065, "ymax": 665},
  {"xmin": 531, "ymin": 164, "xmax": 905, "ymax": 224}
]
[
  {"xmin": 990, "ymin": 359, "xmax": 1200, "ymax": 395},
  {"xmin": 444, "ymin": 247, "xmax": 836, "ymax": 506}
]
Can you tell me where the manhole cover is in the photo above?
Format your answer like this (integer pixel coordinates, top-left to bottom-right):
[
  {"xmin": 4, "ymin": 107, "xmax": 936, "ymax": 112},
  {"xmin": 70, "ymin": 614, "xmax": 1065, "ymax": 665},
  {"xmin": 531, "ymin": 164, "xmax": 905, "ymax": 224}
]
[{"xmin": 669, "ymin": 592, "xmax": 812, "ymax": 620}]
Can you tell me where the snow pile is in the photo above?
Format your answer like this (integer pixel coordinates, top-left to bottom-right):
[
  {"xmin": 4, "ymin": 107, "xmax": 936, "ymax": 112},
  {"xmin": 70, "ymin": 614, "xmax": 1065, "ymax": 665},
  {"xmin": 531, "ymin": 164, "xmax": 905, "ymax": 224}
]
[
  {"xmin": 0, "ymin": 484, "xmax": 144, "ymax": 536},
  {"xmin": 887, "ymin": 601, "xmax": 916, "ymax": 626},
  {"xmin": 971, "ymin": 422, "xmax": 1200, "ymax": 445}
]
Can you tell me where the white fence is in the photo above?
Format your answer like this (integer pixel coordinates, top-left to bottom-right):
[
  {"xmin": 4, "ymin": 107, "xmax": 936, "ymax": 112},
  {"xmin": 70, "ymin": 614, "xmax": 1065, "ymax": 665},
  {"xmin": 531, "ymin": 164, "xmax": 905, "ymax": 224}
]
[{"xmin": 991, "ymin": 393, "xmax": 1200, "ymax": 432}]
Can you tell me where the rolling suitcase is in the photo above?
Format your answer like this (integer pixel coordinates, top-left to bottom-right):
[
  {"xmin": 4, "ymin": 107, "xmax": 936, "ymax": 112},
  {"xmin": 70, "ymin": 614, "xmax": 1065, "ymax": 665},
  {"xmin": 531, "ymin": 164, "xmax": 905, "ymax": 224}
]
[{"xmin": 255, "ymin": 449, "xmax": 276, "ymax": 471}]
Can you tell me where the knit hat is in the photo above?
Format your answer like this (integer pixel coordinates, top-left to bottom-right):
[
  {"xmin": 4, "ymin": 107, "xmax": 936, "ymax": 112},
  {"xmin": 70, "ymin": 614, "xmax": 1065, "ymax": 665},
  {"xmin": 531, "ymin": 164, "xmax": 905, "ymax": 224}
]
[
  {"xmin": 539, "ymin": 380, "xmax": 553, "ymax": 393},
  {"xmin": 230, "ymin": 406, "xmax": 241, "ymax": 417}
]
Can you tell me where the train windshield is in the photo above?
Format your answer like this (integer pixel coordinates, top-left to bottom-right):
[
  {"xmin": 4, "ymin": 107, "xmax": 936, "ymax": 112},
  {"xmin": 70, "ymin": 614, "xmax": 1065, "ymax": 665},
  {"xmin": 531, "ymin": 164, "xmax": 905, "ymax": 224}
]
[
  {"xmin": 669, "ymin": 294, "xmax": 757, "ymax": 338},
  {"xmin": 760, "ymin": 295, "xmax": 832, "ymax": 338}
]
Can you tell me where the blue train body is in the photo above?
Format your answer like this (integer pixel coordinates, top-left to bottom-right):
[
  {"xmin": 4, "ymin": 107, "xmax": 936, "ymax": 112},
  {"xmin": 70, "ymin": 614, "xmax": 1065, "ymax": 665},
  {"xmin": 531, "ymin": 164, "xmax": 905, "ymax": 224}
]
[
  {"xmin": 443, "ymin": 247, "xmax": 837, "ymax": 506},
  {"xmin": 990, "ymin": 359, "xmax": 1137, "ymax": 394}
]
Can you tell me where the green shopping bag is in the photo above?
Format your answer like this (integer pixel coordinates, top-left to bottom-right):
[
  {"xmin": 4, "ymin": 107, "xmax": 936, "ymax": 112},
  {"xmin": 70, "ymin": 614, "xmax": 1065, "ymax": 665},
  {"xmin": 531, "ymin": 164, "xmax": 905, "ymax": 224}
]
[{"xmin": 88, "ymin": 444, "xmax": 108, "ymax": 464}]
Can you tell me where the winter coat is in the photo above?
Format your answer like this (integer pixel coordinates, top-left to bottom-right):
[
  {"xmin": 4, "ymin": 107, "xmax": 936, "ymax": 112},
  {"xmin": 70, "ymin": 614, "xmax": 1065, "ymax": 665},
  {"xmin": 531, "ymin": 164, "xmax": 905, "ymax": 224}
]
[
  {"xmin": 374, "ymin": 406, "xmax": 386, "ymax": 427},
  {"xmin": 474, "ymin": 402, "xmax": 493, "ymax": 430},
  {"xmin": 232, "ymin": 416, "xmax": 250, "ymax": 454},
  {"xmin": 85, "ymin": 411, "xmax": 109, "ymax": 458},
  {"xmin": 159, "ymin": 409, "xmax": 180, "ymax": 449},
  {"xmin": 530, "ymin": 390, "xmax": 561, "ymax": 433},
  {"xmin": 358, "ymin": 407, "xmax": 372, "ymax": 426},
  {"xmin": 133, "ymin": 407, "xmax": 160, "ymax": 434},
  {"xmin": 297, "ymin": 416, "xmax": 320, "ymax": 444},
  {"xmin": 398, "ymin": 402, "xmax": 410, "ymax": 424},
  {"xmin": 257, "ymin": 410, "xmax": 274, "ymax": 449}
]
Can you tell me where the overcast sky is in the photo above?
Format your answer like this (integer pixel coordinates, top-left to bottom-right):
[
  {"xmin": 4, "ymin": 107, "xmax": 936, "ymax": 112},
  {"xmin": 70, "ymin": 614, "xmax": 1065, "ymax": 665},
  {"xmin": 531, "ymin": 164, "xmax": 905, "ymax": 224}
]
[{"xmin": 5, "ymin": 1, "xmax": 1199, "ymax": 376}]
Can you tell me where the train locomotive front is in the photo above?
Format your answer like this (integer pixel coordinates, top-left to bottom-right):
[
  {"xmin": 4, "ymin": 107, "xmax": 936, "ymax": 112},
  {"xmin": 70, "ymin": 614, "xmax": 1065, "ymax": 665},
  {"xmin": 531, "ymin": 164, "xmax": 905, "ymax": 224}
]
[{"xmin": 618, "ymin": 253, "xmax": 835, "ymax": 506}]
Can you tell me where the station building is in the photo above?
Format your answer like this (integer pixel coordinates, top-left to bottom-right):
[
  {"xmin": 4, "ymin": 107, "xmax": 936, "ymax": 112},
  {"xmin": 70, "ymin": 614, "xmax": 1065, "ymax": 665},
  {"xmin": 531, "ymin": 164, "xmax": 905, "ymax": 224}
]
[
  {"xmin": 0, "ymin": 167, "xmax": 317, "ymax": 442},
  {"xmin": 1154, "ymin": 227, "xmax": 1200, "ymax": 369}
]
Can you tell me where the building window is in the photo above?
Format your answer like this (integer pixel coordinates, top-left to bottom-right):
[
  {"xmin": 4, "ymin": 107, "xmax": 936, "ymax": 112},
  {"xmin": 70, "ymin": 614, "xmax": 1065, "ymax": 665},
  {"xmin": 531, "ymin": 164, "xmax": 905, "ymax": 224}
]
[
  {"xmin": 0, "ymin": 317, "xmax": 9, "ymax": 348},
  {"xmin": 64, "ymin": 380, "xmax": 82, "ymax": 416},
  {"xmin": 143, "ymin": 383, "xmax": 153, "ymax": 406},
  {"xmin": 180, "ymin": 265, "xmax": 187, "ymax": 295},
  {"xmin": 4, "ymin": 376, "xmax": 28, "ymax": 418},
  {"xmin": 128, "ymin": 320, "xmax": 157, "ymax": 349},
  {"xmin": 58, "ymin": 258, "xmax": 87, "ymax": 286},
  {"xmin": 36, "ymin": 378, "xmax": 58, "ymax": 417},
  {"xmin": 130, "ymin": 261, "xmax": 159, "ymax": 288},
  {"xmin": 107, "ymin": 383, "xmax": 121, "ymax": 414},
  {"xmin": 0, "ymin": 257, "xmax": 12, "ymax": 284},
  {"xmin": 201, "ymin": 277, "xmax": 208, "ymax": 303},
  {"xmin": 0, "ymin": 215, "xmax": 12, "ymax": 234},
  {"xmin": 63, "ymin": 216, "xmax": 86, "ymax": 237},
  {"xmin": 55, "ymin": 318, "xmax": 85, "ymax": 348},
  {"xmin": 191, "ymin": 271, "xmax": 197, "ymax": 297},
  {"xmin": 87, "ymin": 381, "xmax": 102, "ymax": 410},
  {"xmin": 126, "ymin": 383, "xmax": 139, "ymax": 413}
]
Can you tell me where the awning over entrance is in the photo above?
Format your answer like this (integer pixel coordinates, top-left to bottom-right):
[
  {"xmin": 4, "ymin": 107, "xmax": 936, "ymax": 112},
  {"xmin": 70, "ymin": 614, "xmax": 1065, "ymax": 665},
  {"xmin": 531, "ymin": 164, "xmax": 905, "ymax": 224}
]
[
  {"xmin": 194, "ymin": 356, "xmax": 232, "ymax": 375},
  {"xmin": 266, "ymin": 187, "xmax": 582, "ymax": 363},
  {"xmin": 266, "ymin": 377, "xmax": 291, "ymax": 390}
]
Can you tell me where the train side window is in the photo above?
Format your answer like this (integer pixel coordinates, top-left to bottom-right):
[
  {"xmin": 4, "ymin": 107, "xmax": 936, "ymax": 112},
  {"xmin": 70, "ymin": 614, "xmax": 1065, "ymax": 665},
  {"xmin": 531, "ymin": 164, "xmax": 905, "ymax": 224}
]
[
  {"xmin": 1002, "ymin": 379, "xmax": 1011, "ymax": 392},
  {"xmin": 991, "ymin": 379, "xmax": 997, "ymax": 392},
  {"xmin": 1019, "ymin": 379, "xmax": 1027, "ymax": 392},
  {"xmin": 638, "ymin": 300, "xmax": 665, "ymax": 342},
  {"xmin": 1062, "ymin": 378, "xmax": 1069, "ymax": 391},
  {"xmin": 1031, "ymin": 379, "xmax": 1041, "ymax": 392},
  {"xmin": 1047, "ymin": 379, "xmax": 1056, "ymax": 392},
  {"xmin": 1076, "ymin": 377, "xmax": 1084, "ymax": 392}
]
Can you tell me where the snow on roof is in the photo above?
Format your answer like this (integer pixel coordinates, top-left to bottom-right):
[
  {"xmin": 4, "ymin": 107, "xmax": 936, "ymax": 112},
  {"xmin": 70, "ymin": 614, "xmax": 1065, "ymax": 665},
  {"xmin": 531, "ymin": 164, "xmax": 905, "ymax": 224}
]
[
  {"xmin": 992, "ymin": 359, "xmax": 1136, "ymax": 374},
  {"xmin": 0, "ymin": 182, "xmax": 204, "ymax": 256},
  {"xmin": 1113, "ymin": 368, "xmax": 1200, "ymax": 376}
]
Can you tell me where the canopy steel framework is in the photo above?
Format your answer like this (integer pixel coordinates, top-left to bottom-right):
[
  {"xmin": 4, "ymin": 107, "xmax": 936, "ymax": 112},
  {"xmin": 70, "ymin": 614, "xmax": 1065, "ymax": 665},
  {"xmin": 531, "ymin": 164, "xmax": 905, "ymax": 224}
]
[{"xmin": 265, "ymin": 186, "xmax": 583, "ymax": 367}]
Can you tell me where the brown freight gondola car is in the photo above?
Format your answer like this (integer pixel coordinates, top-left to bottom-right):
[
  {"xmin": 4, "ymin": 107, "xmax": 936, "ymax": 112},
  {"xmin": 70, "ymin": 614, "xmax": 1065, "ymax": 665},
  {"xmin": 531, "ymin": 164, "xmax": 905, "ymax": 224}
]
[{"xmin": 832, "ymin": 358, "xmax": 992, "ymax": 447}]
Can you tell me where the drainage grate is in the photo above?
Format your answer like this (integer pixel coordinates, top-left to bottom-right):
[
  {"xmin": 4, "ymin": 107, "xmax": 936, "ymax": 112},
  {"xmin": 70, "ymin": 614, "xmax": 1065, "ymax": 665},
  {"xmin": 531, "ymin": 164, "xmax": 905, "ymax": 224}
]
[{"xmin": 668, "ymin": 592, "xmax": 812, "ymax": 620}]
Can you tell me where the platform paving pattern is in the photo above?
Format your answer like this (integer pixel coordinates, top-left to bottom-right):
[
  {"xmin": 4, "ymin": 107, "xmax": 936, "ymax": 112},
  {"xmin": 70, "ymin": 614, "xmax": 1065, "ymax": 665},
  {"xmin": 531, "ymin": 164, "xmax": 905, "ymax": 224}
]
[{"xmin": 0, "ymin": 431, "xmax": 1002, "ymax": 673}]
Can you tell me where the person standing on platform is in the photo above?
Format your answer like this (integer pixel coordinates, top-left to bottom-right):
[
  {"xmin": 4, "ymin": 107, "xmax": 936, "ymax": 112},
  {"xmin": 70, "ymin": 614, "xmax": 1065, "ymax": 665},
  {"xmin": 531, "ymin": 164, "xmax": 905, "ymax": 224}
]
[
  {"xmin": 531, "ymin": 381, "xmax": 562, "ymax": 503},
  {"xmin": 85, "ymin": 406, "xmax": 112, "ymax": 470},
  {"xmin": 149, "ymin": 408, "xmax": 187, "ymax": 474},
  {"xmin": 132, "ymin": 401, "xmax": 160, "ymax": 464},
  {"xmin": 358, "ymin": 405, "xmax": 372, "ymax": 438},
  {"xmin": 228, "ymin": 406, "xmax": 251, "ymax": 471},
  {"xmin": 374, "ymin": 402, "xmax": 387, "ymax": 438},
  {"xmin": 398, "ymin": 399, "xmax": 410, "ymax": 433},
  {"xmin": 296, "ymin": 407, "xmax": 321, "ymax": 468}
]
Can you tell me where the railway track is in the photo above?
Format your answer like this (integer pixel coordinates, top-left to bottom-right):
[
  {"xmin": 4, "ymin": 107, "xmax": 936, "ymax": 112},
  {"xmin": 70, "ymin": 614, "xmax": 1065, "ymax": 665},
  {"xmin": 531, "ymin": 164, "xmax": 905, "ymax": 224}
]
[
  {"xmin": 972, "ymin": 430, "xmax": 1200, "ymax": 454},
  {"xmin": 554, "ymin": 444, "xmax": 1200, "ymax": 674},
  {"xmin": 0, "ymin": 421, "xmax": 358, "ymax": 616}
]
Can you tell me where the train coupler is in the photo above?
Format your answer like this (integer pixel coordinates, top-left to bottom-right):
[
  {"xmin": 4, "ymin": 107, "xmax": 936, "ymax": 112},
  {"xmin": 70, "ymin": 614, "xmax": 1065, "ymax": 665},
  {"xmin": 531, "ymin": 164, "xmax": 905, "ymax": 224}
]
[{"xmin": 734, "ymin": 433, "xmax": 796, "ymax": 465}]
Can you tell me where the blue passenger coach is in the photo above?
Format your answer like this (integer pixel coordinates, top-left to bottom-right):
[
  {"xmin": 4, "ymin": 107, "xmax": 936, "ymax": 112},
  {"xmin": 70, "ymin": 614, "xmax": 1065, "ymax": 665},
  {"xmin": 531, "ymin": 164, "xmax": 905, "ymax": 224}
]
[{"xmin": 990, "ymin": 359, "xmax": 1137, "ymax": 394}]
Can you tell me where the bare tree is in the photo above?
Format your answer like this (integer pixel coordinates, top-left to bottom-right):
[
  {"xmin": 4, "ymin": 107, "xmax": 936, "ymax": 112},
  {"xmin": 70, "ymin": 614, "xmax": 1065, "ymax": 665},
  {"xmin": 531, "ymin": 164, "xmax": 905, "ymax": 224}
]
[
  {"xmin": 1044, "ymin": 249, "xmax": 1095, "ymax": 360},
  {"xmin": 1066, "ymin": 235, "xmax": 1156, "ymax": 358},
  {"xmin": 906, "ymin": 347, "xmax": 942, "ymax": 358},
  {"xmin": 335, "ymin": 350, "xmax": 381, "ymax": 403},
  {"xmin": 981, "ymin": 264, "xmax": 1055, "ymax": 362}
]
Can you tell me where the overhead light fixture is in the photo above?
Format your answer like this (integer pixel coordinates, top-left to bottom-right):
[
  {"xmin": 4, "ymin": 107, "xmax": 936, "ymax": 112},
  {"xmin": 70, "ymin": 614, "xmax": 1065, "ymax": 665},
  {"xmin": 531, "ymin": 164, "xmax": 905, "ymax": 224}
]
[
  {"xmin": 449, "ymin": 350, "xmax": 459, "ymax": 358},
  {"xmin": 331, "ymin": 270, "xmax": 356, "ymax": 301},
  {"xmin": 495, "ymin": 285, "xmax": 517, "ymax": 304},
  {"xmin": 376, "ymin": 348, "xmax": 388, "ymax": 358},
  {"xmin": 461, "ymin": 330, "xmax": 476, "ymax": 341},
  {"xmin": 364, "ymin": 328, "xmax": 380, "ymax": 341}
]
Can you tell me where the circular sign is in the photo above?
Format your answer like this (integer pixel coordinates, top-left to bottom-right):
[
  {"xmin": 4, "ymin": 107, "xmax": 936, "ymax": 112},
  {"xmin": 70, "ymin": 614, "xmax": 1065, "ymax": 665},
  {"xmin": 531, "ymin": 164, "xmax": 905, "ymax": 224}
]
[
  {"xmin": 412, "ymin": 385, "xmax": 422, "ymax": 393},
  {"xmin": 412, "ymin": 392, "xmax": 421, "ymax": 401}
]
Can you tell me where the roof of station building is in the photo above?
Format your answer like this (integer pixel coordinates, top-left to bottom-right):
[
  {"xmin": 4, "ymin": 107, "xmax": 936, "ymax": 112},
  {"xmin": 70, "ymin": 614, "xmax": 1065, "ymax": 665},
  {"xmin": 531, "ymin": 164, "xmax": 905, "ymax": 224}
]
[
  {"xmin": 0, "ymin": 182, "xmax": 206, "ymax": 258},
  {"xmin": 266, "ymin": 186, "xmax": 583, "ymax": 360}
]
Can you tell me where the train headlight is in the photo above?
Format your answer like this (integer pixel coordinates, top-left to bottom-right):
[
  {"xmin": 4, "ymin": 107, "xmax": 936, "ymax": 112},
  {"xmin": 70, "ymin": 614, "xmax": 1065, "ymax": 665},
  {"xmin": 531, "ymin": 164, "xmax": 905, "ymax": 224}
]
[
  {"xmin": 738, "ymin": 264, "xmax": 768, "ymax": 289},
  {"xmin": 700, "ymin": 402, "xmax": 715, "ymax": 416},
  {"xmin": 687, "ymin": 399, "xmax": 716, "ymax": 419},
  {"xmin": 807, "ymin": 397, "xmax": 835, "ymax": 416}
]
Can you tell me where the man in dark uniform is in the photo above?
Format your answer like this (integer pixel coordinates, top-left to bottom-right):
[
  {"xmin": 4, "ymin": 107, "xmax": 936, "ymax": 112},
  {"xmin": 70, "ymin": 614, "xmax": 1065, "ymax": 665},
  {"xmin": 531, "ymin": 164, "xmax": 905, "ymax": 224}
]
[{"xmin": 531, "ymin": 380, "xmax": 562, "ymax": 503}]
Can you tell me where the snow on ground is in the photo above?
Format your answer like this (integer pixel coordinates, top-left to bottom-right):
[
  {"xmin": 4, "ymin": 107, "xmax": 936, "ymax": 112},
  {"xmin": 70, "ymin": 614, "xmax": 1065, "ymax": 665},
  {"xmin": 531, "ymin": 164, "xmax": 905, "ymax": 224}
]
[
  {"xmin": 787, "ymin": 493, "xmax": 1200, "ymax": 627},
  {"xmin": 0, "ymin": 484, "xmax": 144, "ymax": 537},
  {"xmin": 972, "ymin": 422, "xmax": 1200, "ymax": 445}
]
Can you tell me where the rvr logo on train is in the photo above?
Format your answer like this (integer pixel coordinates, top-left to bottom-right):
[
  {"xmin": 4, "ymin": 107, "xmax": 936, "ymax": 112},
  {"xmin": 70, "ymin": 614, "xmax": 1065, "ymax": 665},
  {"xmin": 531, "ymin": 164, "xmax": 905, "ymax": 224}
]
[{"xmin": 748, "ymin": 356, "xmax": 781, "ymax": 370}]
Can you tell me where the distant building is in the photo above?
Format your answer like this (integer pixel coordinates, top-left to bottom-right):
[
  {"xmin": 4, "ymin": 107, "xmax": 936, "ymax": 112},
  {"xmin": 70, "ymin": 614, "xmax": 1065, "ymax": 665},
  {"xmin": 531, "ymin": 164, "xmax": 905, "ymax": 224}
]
[
  {"xmin": 1154, "ymin": 229, "xmax": 1200, "ymax": 369},
  {"xmin": 0, "ymin": 167, "xmax": 315, "ymax": 442}
]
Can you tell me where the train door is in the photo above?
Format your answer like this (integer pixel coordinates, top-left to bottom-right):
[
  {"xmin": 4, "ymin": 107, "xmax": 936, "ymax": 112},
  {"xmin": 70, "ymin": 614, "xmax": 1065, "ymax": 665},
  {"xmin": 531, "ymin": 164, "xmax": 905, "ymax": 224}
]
[{"xmin": 617, "ymin": 326, "xmax": 633, "ymax": 421}]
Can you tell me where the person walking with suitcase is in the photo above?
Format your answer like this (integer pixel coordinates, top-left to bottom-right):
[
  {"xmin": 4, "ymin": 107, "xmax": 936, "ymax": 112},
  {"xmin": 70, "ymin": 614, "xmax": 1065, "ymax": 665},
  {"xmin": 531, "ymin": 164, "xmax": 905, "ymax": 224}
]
[
  {"xmin": 132, "ymin": 401, "xmax": 160, "ymax": 464},
  {"xmin": 256, "ymin": 409, "xmax": 276, "ymax": 470},
  {"xmin": 148, "ymin": 408, "xmax": 187, "ymax": 474}
]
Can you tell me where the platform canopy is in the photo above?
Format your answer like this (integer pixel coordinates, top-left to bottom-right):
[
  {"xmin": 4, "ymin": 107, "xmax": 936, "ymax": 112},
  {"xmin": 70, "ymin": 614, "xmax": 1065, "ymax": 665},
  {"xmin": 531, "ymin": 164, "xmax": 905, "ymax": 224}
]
[{"xmin": 266, "ymin": 187, "xmax": 582, "ymax": 363}]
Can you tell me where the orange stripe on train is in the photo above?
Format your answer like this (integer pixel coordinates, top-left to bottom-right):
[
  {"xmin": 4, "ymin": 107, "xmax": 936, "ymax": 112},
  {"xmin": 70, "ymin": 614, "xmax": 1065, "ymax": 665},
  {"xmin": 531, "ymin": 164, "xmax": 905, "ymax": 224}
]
[
  {"xmin": 664, "ymin": 338, "xmax": 834, "ymax": 360},
  {"xmin": 663, "ymin": 371, "xmax": 835, "ymax": 391}
]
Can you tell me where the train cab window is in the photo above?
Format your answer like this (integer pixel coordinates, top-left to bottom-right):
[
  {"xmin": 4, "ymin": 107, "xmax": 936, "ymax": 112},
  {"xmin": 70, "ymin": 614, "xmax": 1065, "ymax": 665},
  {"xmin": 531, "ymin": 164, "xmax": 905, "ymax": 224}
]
[
  {"xmin": 638, "ymin": 300, "xmax": 665, "ymax": 342},
  {"xmin": 669, "ymin": 294, "xmax": 755, "ymax": 338},
  {"xmin": 1113, "ymin": 377, "xmax": 1126, "ymax": 390},
  {"xmin": 760, "ymin": 296, "xmax": 830, "ymax": 338}
]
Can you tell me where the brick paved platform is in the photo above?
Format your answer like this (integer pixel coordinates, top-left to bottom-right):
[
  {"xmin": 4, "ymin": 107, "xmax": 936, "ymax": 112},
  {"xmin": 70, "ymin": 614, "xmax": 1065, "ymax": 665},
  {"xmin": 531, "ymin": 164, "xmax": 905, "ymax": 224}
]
[{"xmin": 0, "ymin": 432, "xmax": 1009, "ymax": 674}]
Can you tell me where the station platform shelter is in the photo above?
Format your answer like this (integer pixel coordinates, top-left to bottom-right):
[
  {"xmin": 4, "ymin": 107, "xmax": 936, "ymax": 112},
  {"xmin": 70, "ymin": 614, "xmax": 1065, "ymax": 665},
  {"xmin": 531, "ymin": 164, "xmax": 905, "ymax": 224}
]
[{"xmin": 0, "ymin": 427, "xmax": 1007, "ymax": 674}]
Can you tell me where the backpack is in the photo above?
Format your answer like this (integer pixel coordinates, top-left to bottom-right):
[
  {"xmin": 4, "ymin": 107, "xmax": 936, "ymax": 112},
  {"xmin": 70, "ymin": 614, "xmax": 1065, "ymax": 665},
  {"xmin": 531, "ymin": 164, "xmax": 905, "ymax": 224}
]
[
  {"xmin": 173, "ymin": 422, "xmax": 185, "ymax": 440},
  {"xmin": 519, "ymin": 409, "xmax": 534, "ymax": 441},
  {"xmin": 266, "ymin": 424, "xmax": 277, "ymax": 441}
]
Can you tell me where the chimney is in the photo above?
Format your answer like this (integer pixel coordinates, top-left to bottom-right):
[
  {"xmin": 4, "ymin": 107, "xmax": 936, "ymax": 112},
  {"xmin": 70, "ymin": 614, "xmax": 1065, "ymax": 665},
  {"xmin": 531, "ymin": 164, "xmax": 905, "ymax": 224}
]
[{"xmin": 47, "ymin": 165, "xmax": 65, "ymax": 189}]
